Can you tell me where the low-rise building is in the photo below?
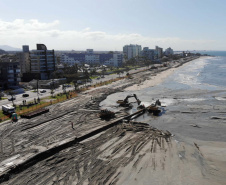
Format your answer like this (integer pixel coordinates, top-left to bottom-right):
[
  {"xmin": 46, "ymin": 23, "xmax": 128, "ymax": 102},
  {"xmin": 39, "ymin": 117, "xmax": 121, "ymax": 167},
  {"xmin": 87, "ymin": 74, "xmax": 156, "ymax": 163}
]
[
  {"xmin": 60, "ymin": 50, "xmax": 122, "ymax": 67},
  {"xmin": 61, "ymin": 54, "xmax": 79, "ymax": 65},
  {"xmin": 85, "ymin": 53, "xmax": 99, "ymax": 65},
  {"xmin": 28, "ymin": 78, "xmax": 66, "ymax": 89}
]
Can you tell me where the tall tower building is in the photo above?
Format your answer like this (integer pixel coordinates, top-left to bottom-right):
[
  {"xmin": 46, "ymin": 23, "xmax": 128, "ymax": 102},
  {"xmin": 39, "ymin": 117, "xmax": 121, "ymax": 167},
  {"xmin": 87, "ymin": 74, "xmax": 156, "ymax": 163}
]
[
  {"xmin": 123, "ymin": 44, "xmax": 142, "ymax": 59},
  {"xmin": 29, "ymin": 44, "xmax": 55, "ymax": 80}
]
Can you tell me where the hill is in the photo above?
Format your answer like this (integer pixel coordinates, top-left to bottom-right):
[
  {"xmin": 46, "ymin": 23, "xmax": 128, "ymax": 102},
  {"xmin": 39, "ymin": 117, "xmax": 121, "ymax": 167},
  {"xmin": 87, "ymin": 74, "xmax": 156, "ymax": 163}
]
[
  {"xmin": 0, "ymin": 45, "xmax": 21, "ymax": 51},
  {"xmin": 0, "ymin": 49, "xmax": 8, "ymax": 55}
]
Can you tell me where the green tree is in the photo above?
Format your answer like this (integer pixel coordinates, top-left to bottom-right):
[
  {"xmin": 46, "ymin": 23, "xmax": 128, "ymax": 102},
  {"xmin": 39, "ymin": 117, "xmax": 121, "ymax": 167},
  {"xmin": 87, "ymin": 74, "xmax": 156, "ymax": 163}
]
[
  {"xmin": 0, "ymin": 91, "xmax": 3, "ymax": 100},
  {"xmin": 73, "ymin": 80, "xmax": 78, "ymax": 91}
]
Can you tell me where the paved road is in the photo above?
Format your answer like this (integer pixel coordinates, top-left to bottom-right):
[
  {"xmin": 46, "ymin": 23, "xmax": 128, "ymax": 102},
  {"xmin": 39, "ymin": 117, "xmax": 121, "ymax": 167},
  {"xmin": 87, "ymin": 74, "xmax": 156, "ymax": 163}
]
[{"xmin": 0, "ymin": 67, "xmax": 147, "ymax": 107}]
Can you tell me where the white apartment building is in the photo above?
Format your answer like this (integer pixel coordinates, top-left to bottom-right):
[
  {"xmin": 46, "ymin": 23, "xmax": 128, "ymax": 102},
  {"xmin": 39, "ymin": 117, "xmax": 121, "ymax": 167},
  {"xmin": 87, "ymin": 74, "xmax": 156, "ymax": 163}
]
[
  {"xmin": 85, "ymin": 54, "xmax": 100, "ymax": 64},
  {"xmin": 103, "ymin": 53, "xmax": 123, "ymax": 67},
  {"xmin": 103, "ymin": 59, "xmax": 114, "ymax": 66},
  {"xmin": 123, "ymin": 44, "xmax": 142, "ymax": 59},
  {"xmin": 61, "ymin": 54, "xmax": 79, "ymax": 65}
]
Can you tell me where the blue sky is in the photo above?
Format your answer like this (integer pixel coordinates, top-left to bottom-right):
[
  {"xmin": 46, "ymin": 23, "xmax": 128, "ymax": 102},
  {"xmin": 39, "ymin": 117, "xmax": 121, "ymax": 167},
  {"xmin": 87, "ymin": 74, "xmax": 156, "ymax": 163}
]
[{"xmin": 0, "ymin": 0, "xmax": 226, "ymax": 50}]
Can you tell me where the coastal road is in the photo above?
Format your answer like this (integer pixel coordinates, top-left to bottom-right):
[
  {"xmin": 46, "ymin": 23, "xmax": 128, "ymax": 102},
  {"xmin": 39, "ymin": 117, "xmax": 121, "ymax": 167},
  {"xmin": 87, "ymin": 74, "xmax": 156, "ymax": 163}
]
[{"xmin": 0, "ymin": 67, "xmax": 147, "ymax": 108}]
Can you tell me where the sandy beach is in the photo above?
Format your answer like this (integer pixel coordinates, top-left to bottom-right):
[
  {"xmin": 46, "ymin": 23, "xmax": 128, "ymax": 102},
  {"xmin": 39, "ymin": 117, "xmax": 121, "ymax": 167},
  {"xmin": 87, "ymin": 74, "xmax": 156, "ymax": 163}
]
[{"xmin": 125, "ymin": 67, "xmax": 177, "ymax": 91}]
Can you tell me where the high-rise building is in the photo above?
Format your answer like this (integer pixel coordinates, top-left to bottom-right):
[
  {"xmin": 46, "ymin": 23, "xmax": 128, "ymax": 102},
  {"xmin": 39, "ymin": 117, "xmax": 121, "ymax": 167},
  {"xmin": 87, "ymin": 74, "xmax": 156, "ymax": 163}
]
[
  {"xmin": 22, "ymin": 45, "xmax": 29, "ymax": 53},
  {"xmin": 0, "ymin": 61, "xmax": 21, "ymax": 89},
  {"xmin": 123, "ymin": 44, "xmax": 142, "ymax": 59},
  {"xmin": 155, "ymin": 46, "xmax": 163, "ymax": 59},
  {"xmin": 140, "ymin": 47, "xmax": 157, "ymax": 60},
  {"xmin": 29, "ymin": 44, "xmax": 55, "ymax": 80},
  {"xmin": 17, "ymin": 52, "xmax": 30, "ymax": 75},
  {"xmin": 165, "ymin": 47, "xmax": 174, "ymax": 56}
]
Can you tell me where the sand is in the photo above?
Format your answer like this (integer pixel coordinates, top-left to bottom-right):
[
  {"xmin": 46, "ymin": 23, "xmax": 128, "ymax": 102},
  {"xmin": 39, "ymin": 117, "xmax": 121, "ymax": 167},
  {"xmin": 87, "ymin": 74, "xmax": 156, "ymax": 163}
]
[{"xmin": 125, "ymin": 68, "xmax": 176, "ymax": 91}]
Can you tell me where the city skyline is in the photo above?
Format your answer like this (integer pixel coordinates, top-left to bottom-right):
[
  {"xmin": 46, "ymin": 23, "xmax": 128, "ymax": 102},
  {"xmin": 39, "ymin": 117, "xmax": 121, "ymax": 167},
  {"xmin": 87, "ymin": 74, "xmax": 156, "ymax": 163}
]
[{"xmin": 0, "ymin": 0, "xmax": 226, "ymax": 51}]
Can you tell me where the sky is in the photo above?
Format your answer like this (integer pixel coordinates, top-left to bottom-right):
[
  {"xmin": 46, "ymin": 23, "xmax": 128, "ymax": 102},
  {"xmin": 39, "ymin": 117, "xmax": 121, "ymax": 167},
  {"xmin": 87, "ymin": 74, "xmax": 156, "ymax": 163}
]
[{"xmin": 0, "ymin": 0, "xmax": 226, "ymax": 51}]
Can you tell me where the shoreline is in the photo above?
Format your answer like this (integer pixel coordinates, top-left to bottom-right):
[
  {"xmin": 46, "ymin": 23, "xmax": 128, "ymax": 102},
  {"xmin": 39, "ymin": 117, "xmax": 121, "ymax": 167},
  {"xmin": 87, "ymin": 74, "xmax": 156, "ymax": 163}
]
[{"xmin": 125, "ymin": 56, "xmax": 200, "ymax": 91}]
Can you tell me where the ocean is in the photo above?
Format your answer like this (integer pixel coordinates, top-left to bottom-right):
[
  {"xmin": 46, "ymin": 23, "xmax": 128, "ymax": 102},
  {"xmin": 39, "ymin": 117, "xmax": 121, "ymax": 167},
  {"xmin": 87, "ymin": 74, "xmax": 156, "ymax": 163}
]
[{"xmin": 159, "ymin": 53, "xmax": 226, "ymax": 91}]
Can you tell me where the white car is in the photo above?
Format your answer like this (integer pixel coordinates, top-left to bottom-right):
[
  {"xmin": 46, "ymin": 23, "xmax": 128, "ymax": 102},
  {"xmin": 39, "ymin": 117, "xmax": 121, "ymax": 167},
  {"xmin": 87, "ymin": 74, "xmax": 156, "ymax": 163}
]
[{"xmin": 40, "ymin": 90, "xmax": 46, "ymax": 93}]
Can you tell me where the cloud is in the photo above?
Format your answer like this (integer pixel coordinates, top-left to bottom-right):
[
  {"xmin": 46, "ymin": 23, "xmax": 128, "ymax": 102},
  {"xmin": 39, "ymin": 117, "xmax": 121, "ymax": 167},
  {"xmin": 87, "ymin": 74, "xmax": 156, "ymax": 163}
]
[{"xmin": 0, "ymin": 19, "xmax": 218, "ymax": 50}]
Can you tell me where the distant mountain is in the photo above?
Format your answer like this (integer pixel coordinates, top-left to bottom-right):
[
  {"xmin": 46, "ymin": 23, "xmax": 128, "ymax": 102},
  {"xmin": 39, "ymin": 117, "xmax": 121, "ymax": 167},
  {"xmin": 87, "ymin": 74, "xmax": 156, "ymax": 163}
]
[
  {"xmin": 0, "ymin": 45, "xmax": 21, "ymax": 51},
  {"xmin": 0, "ymin": 49, "xmax": 7, "ymax": 55}
]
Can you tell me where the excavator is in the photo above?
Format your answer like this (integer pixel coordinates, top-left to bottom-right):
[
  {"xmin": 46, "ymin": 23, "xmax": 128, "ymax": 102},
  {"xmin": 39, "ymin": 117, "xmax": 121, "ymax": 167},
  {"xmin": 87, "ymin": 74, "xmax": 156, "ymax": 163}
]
[
  {"xmin": 146, "ymin": 99, "xmax": 161, "ymax": 116},
  {"xmin": 117, "ymin": 94, "xmax": 141, "ymax": 107}
]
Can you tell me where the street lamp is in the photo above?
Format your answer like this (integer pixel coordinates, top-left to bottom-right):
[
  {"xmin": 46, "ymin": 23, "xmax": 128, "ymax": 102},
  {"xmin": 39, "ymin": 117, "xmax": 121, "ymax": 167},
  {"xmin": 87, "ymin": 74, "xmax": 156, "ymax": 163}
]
[{"xmin": 36, "ymin": 79, "xmax": 40, "ymax": 103}]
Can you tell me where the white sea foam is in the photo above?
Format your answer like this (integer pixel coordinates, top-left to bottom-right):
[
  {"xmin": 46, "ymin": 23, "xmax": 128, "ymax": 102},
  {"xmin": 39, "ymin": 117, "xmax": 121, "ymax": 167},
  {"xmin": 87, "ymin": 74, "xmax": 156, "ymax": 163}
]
[
  {"xmin": 219, "ymin": 64, "xmax": 226, "ymax": 69},
  {"xmin": 174, "ymin": 58, "xmax": 209, "ymax": 87},
  {"xmin": 181, "ymin": 98, "xmax": 205, "ymax": 102},
  {"xmin": 160, "ymin": 99, "xmax": 177, "ymax": 106},
  {"xmin": 215, "ymin": 97, "xmax": 226, "ymax": 101}
]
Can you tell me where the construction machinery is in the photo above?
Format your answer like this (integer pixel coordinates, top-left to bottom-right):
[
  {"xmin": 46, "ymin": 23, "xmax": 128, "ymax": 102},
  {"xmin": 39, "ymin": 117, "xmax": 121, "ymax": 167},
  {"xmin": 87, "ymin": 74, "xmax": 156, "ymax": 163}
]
[
  {"xmin": 147, "ymin": 99, "xmax": 161, "ymax": 116},
  {"xmin": 99, "ymin": 109, "xmax": 115, "ymax": 119},
  {"xmin": 117, "ymin": 94, "xmax": 141, "ymax": 107}
]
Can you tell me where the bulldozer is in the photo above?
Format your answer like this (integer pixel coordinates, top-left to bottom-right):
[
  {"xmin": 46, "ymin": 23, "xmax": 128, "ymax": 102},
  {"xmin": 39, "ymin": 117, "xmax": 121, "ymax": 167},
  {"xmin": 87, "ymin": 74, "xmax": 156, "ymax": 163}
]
[
  {"xmin": 146, "ymin": 99, "xmax": 161, "ymax": 116},
  {"xmin": 117, "ymin": 94, "xmax": 141, "ymax": 107},
  {"xmin": 99, "ymin": 109, "xmax": 115, "ymax": 119}
]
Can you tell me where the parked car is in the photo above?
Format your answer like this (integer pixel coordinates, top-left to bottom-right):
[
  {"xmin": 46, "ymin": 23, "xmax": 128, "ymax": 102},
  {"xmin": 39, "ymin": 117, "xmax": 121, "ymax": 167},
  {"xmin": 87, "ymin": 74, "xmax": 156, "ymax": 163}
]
[
  {"xmin": 97, "ymin": 77, "xmax": 100, "ymax": 80},
  {"xmin": 8, "ymin": 97, "xmax": 16, "ymax": 101},
  {"xmin": 22, "ymin": 93, "xmax": 29, "ymax": 97},
  {"xmin": 40, "ymin": 90, "xmax": 46, "ymax": 93}
]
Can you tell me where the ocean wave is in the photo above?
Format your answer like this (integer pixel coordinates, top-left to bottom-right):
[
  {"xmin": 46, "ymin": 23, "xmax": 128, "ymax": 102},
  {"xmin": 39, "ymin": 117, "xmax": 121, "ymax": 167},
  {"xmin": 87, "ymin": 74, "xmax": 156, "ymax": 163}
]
[
  {"xmin": 176, "ymin": 73, "xmax": 201, "ymax": 86},
  {"xmin": 219, "ymin": 64, "xmax": 226, "ymax": 69},
  {"xmin": 181, "ymin": 98, "xmax": 205, "ymax": 102},
  {"xmin": 215, "ymin": 97, "xmax": 226, "ymax": 101}
]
